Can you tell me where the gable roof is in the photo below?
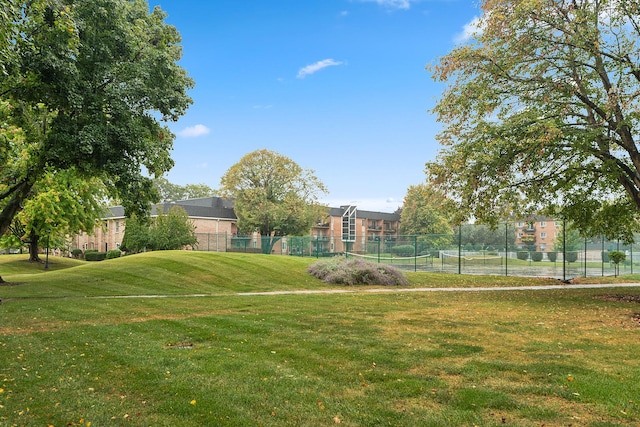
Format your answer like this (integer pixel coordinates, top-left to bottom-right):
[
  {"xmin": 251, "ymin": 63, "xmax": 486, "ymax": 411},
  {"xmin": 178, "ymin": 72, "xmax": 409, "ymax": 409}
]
[
  {"xmin": 104, "ymin": 197, "xmax": 237, "ymax": 220},
  {"xmin": 105, "ymin": 197, "xmax": 399, "ymax": 222},
  {"xmin": 327, "ymin": 206, "xmax": 400, "ymax": 221}
]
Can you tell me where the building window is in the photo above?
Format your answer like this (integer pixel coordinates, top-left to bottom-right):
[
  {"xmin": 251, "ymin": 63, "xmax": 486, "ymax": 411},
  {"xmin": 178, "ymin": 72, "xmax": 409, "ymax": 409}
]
[
  {"xmin": 539, "ymin": 244, "xmax": 546, "ymax": 250},
  {"xmin": 540, "ymin": 232, "xmax": 547, "ymax": 239},
  {"xmin": 115, "ymin": 221, "xmax": 119, "ymax": 233},
  {"xmin": 517, "ymin": 221, "xmax": 524, "ymax": 227},
  {"xmin": 540, "ymin": 221, "xmax": 546, "ymax": 227}
]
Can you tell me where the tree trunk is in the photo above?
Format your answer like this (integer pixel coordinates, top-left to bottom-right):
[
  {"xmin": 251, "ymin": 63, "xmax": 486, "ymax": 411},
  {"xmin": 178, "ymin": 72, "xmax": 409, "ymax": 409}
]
[
  {"xmin": 262, "ymin": 236, "xmax": 282, "ymax": 254},
  {"xmin": 28, "ymin": 230, "xmax": 41, "ymax": 263},
  {"xmin": 0, "ymin": 178, "xmax": 35, "ymax": 238}
]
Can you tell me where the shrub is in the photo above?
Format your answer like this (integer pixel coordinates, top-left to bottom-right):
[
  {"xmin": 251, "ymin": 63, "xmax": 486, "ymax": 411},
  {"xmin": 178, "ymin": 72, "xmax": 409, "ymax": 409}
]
[
  {"xmin": 391, "ymin": 245, "xmax": 415, "ymax": 257},
  {"xmin": 85, "ymin": 251, "xmax": 107, "ymax": 261},
  {"xmin": 71, "ymin": 249, "xmax": 83, "ymax": 259},
  {"xmin": 308, "ymin": 257, "xmax": 409, "ymax": 286},
  {"xmin": 516, "ymin": 251, "xmax": 529, "ymax": 261},
  {"xmin": 106, "ymin": 249, "xmax": 122, "ymax": 259},
  {"xmin": 547, "ymin": 251, "xmax": 557, "ymax": 262},
  {"xmin": 608, "ymin": 251, "xmax": 626, "ymax": 265},
  {"xmin": 531, "ymin": 251, "xmax": 543, "ymax": 262},
  {"xmin": 565, "ymin": 251, "xmax": 578, "ymax": 263}
]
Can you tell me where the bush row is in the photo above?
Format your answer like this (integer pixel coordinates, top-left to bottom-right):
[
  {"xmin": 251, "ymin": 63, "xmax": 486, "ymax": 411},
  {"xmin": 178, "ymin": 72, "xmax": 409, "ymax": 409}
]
[
  {"xmin": 516, "ymin": 251, "xmax": 577, "ymax": 262},
  {"xmin": 72, "ymin": 248, "xmax": 121, "ymax": 261}
]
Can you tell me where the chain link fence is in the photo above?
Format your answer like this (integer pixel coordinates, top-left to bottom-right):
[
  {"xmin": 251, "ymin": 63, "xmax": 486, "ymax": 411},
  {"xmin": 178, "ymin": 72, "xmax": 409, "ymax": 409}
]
[{"xmin": 195, "ymin": 225, "xmax": 639, "ymax": 280}]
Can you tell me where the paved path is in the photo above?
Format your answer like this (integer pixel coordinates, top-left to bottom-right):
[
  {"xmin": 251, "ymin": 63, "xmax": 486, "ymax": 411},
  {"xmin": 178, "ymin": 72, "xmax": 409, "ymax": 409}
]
[
  {"xmin": 237, "ymin": 283, "xmax": 640, "ymax": 296},
  {"xmin": 6, "ymin": 283, "xmax": 640, "ymax": 301}
]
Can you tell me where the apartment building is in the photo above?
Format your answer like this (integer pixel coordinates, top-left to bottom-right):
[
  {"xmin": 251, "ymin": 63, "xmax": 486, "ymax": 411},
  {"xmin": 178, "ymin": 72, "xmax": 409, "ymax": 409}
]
[
  {"xmin": 514, "ymin": 216, "xmax": 561, "ymax": 252},
  {"xmin": 308, "ymin": 206, "xmax": 401, "ymax": 255},
  {"xmin": 72, "ymin": 198, "xmax": 400, "ymax": 254},
  {"xmin": 72, "ymin": 197, "xmax": 238, "ymax": 252}
]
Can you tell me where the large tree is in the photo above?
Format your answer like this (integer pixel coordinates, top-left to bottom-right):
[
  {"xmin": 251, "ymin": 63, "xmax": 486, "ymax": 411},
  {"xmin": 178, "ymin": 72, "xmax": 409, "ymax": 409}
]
[
  {"xmin": 220, "ymin": 149, "xmax": 328, "ymax": 254},
  {"xmin": 121, "ymin": 206, "xmax": 197, "ymax": 253},
  {"xmin": 0, "ymin": 0, "xmax": 193, "ymax": 279},
  {"xmin": 427, "ymin": 0, "xmax": 640, "ymax": 242},
  {"xmin": 153, "ymin": 177, "xmax": 217, "ymax": 202},
  {"xmin": 399, "ymin": 184, "xmax": 453, "ymax": 235},
  {"xmin": 16, "ymin": 168, "xmax": 107, "ymax": 262}
]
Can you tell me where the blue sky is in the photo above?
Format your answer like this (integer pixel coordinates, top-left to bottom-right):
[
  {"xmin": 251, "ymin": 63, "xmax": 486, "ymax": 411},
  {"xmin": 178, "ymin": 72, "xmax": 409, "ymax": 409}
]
[{"xmin": 152, "ymin": 0, "xmax": 480, "ymax": 212}]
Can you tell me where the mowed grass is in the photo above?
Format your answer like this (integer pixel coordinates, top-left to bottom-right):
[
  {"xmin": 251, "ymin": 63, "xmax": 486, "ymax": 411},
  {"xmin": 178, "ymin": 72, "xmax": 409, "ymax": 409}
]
[{"xmin": 1, "ymin": 252, "xmax": 640, "ymax": 426}]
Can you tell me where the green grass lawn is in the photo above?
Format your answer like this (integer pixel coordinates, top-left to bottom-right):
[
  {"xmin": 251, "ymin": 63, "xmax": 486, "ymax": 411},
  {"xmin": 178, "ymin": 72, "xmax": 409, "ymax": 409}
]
[{"xmin": 1, "ymin": 252, "xmax": 640, "ymax": 426}]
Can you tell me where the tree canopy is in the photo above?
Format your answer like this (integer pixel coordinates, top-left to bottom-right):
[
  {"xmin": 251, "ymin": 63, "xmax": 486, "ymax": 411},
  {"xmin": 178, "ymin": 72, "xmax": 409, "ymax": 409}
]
[
  {"xmin": 120, "ymin": 206, "xmax": 197, "ymax": 253},
  {"xmin": 220, "ymin": 149, "xmax": 328, "ymax": 253},
  {"xmin": 0, "ymin": 0, "xmax": 193, "ymax": 240},
  {"xmin": 399, "ymin": 184, "xmax": 453, "ymax": 235},
  {"xmin": 153, "ymin": 177, "xmax": 217, "ymax": 202},
  {"xmin": 427, "ymin": 0, "xmax": 640, "ymax": 242},
  {"xmin": 17, "ymin": 168, "xmax": 107, "ymax": 261}
]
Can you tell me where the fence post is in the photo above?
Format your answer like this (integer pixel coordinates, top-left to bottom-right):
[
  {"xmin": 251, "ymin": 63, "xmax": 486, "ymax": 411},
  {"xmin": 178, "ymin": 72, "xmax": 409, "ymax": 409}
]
[
  {"xmin": 562, "ymin": 220, "xmax": 566, "ymax": 282},
  {"xmin": 505, "ymin": 222, "xmax": 508, "ymax": 277},
  {"xmin": 414, "ymin": 235, "xmax": 418, "ymax": 272},
  {"xmin": 601, "ymin": 235, "xmax": 604, "ymax": 276},
  {"xmin": 584, "ymin": 237, "xmax": 587, "ymax": 278},
  {"xmin": 458, "ymin": 225, "xmax": 462, "ymax": 275}
]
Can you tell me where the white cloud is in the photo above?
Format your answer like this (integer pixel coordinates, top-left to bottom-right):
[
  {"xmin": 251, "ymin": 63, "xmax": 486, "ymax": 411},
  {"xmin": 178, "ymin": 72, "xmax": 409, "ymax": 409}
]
[
  {"xmin": 357, "ymin": 0, "xmax": 414, "ymax": 10},
  {"xmin": 178, "ymin": 124, "xmax": 210, "ymax": 138},
  {"xmin": 297, "ymin": 59, "xmax": 343, "ymax": 79},
  {"xmin": 453, "ymin": 16, "xmax": 482, "ymax": 44}
]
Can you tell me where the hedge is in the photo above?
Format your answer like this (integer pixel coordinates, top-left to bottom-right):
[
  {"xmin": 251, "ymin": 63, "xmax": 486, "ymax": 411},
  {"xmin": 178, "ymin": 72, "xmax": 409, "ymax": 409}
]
[
  {"xmin": 85, "ymin": 251, "xmax": 107, "ymax": 261},
  {"xmin": 106, "ymin": 249, "xmax": 121, "ymax": 259},
  {"xmin": 531, "ymin": 251, "xmax": 543, "ymax": 262}
]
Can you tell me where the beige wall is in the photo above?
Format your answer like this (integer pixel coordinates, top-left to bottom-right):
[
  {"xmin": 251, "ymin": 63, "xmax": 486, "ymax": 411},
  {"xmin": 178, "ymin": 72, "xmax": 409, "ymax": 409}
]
[
  {"xmin": 309, "ymin": 213, "xmax": 400, "ymax": 254},
  {"xmin": 514, "ymin": 219, "xmax": 560, "ymax": 251},
  {"xmin": 73, "ymin": 216, "xmax": 238, "ymax": 252}
]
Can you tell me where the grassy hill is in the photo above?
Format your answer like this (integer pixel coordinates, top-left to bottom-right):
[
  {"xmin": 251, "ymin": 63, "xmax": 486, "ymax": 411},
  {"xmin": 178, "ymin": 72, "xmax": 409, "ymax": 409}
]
[
  {"xmin": 1, "ymin": 250, "xmax": 596, "ymax": 300},
  {"xmin": 0, "ymin": 252, "xmax": 327, "ymax": 298}
]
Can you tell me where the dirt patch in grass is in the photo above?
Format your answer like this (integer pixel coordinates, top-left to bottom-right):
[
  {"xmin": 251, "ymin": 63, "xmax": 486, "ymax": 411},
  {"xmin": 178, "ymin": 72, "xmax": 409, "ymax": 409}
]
[
  {"xmin": 0, "ymin": 281, "xmax": 25, "ymax": 286},
  {"xmin": 596, "ymin": 294, "xmax": 640, "ymax": 303},
  {"xmin": 595, "ymin": 294, "xmax": 640, "ymax": 326}
]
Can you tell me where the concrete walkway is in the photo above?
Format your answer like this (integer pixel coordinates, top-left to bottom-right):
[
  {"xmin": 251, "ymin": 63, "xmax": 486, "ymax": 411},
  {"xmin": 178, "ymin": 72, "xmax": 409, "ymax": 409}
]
[
  {"xmin": 6, "ymin": 283, "xmax": 639, "ymax": 302},
  {"xmin": 237, "ymin": 283, "xmax": 640, "ymax": 296}
]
